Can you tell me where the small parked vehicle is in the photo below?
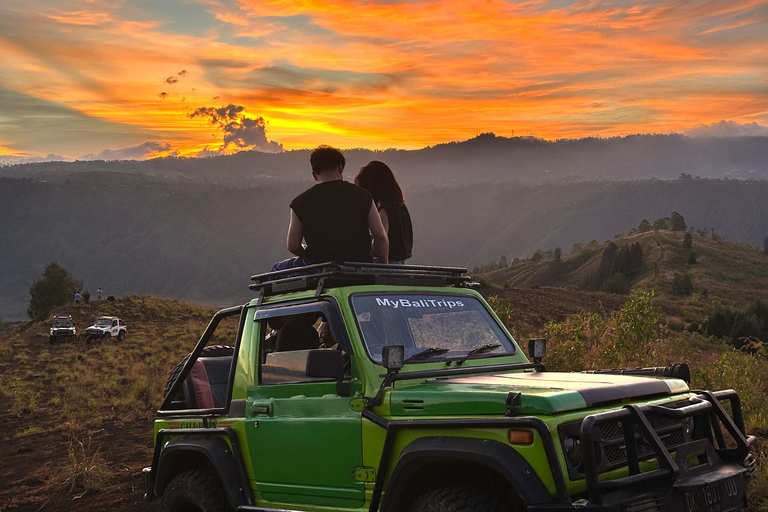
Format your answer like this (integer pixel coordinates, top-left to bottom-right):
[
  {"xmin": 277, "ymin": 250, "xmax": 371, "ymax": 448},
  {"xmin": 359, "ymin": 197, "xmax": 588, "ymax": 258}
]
[
  {"xmin": 49, "ymin": 315, "xmax": 76, "ymax": 343},
  {"xmin": 85, "ymin": 316, "xmax": 126, "ymax": 342}
]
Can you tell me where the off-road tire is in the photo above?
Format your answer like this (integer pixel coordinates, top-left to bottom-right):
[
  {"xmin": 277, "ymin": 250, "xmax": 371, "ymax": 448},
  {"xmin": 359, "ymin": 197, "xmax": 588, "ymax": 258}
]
[
  {"xmin": 103, "ymin": 331, "xmax": 110, "ymax": 341},
  {"xmin": 49, "ymin": 336, "xmax": 56, "ymax": 344},
  {"xmin": 163, "ymin": 345, "xmax": 235, "ymax": 398},
  {"xmin": 410, "ymin": 485, "xmax": 510, "ymax": 512},
  {"xmin": 117, "ymin": 330, "xmax": 126, "ymax": 341},
  {"xmin": 162, "ymin": 467, "xmax": 230, "ymax": 512}
]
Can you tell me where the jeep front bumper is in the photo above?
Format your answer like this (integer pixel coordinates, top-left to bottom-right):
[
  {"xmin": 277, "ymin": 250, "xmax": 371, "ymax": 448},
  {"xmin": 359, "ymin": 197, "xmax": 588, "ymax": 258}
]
[{"xmin": 534, "ymin": 389, "xmax": 755, "ymax": 512}]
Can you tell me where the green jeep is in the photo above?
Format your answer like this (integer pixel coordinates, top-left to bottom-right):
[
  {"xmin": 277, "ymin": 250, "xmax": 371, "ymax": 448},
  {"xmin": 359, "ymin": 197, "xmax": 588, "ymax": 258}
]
[{"xmin": 144, "ymin": 263, "xmax": 756, "ymax": 512}]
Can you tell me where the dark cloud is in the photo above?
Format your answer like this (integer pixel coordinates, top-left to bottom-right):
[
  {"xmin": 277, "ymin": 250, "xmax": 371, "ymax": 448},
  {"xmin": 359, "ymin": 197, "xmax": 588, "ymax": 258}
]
[
  {"xmin": 178, "ymin": 70, "xmax": 187, "ymax": 76},
  {"xmin": 188, "ymin": 104, "xmax": 283, "ymax": 153},
  {"xmin": 159, "ymin": 92, "xmax": 168, "ymax": 99},
  {"xmin": 686, "ymin": 120, "xmax": 768, "ymax": 138},
  {"xmin": 165, "ymin": 76, "xmax": 179, "ymax": 84},
  {"xmin": 82, "ymin": 141, "xmax": 173, "ymax": 161}
]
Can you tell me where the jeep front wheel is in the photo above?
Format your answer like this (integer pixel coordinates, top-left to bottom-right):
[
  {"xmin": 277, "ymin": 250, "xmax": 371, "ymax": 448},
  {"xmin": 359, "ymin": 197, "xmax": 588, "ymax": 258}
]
[
  {"xmin": 410, "ymin": 485, "xmax": 510, "ymax": 512},
  {"xmin": 162, "ymin": 467, "xmax": 230, "ymax": 512}
]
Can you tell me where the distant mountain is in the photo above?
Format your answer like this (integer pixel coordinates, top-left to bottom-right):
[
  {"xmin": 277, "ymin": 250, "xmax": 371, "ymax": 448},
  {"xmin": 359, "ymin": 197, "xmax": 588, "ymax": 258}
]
[
  {"xmin": 2, "ymin": 173, "xmax": 768, "ymax": 321},
  {"xmin": 3, "ymin": 133, "xmax": 768, "ymax": 188}
]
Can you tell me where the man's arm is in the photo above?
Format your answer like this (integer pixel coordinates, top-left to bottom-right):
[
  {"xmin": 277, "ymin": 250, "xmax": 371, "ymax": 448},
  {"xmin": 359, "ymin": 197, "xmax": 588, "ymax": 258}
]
[
  {"xmin": 287, "ymin": 209, "xmax": 305, "ymax": 256},
  {"xmin": 367, "ymin": 201, "xmax": 389, "ymax": 264}
]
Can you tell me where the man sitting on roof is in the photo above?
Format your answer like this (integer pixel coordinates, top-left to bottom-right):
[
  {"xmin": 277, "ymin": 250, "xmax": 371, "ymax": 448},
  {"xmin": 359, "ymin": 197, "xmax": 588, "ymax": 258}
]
[{"xmin": 272, "ymin": 145, "xmax": 389, "ymax": 271}]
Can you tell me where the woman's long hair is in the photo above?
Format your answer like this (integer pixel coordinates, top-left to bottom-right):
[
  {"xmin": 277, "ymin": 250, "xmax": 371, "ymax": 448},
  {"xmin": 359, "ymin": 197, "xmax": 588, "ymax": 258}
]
[{"xmin": 354, "ymin": 161, "xmax": 405, "ymax": 205}]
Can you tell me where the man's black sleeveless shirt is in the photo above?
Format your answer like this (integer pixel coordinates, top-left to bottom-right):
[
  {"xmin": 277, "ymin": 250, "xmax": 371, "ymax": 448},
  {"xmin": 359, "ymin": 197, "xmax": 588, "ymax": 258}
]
[
  {"xmin": 381, "ymin": 200, "xmax": 413, "ymax": 262},
  {"xmin": 290, "ymin": 180, "xmax": 373, "ymax": 264}
]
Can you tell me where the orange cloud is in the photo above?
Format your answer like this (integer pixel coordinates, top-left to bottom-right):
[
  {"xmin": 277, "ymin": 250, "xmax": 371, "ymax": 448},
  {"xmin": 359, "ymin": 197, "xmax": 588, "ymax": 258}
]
[
  {"xmin": 0, "ymin": 0, "xmax": 766, "ymax": 157},
  {"xmin": 45, "ymin": 10, "xmax": 112, "ymax": 25}
]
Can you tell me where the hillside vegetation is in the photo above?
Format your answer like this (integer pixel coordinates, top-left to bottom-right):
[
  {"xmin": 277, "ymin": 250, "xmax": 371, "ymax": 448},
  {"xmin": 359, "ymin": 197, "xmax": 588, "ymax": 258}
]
[
  {"xmin": 0, "ymin": 296, "xmax": 239, "ymax": 511},
  {"xmin": 475, "ymin": 229, "xmax": 768, "ymax": 312}
]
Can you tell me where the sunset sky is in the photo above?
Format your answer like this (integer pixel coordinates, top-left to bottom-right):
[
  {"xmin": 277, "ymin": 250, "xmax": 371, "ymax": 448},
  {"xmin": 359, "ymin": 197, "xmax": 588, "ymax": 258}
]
[{"xmin": 1, "ymin": 0, "xmax": 767, "ymax": 161}]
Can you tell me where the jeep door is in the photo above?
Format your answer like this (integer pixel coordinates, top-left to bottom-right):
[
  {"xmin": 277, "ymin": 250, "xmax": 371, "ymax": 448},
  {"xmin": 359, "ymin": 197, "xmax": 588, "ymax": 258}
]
[{"xmin": 245, "ymin": 301, "xmax": 364, "ymax": 508}]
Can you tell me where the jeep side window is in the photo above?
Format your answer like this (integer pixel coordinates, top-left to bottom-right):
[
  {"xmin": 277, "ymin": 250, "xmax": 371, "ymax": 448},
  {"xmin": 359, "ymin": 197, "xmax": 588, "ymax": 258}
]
[{"xmin": 255, "ymin": 302, "xmax": 350, "ymax": 386}]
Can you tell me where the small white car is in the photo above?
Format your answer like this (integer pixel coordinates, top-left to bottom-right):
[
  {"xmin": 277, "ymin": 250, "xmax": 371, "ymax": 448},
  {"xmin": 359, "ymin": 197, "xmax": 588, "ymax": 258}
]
[
  {"xmin": 50, "ymin": 315, "xmax": 76, "ymax": 343},
  {"xmin": 85, "ymin": 316, "xmax": 126, "ymax": 342}
]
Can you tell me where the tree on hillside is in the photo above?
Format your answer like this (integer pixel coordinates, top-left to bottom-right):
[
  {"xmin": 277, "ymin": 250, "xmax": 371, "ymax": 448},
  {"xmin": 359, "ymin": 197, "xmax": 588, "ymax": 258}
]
[
  {"xmin": 531, "ymin": 250, "xmax": 543, "ymax": 265},
  {"xmin": 594, "ymin": 242, "xmax": 619, "ymax": 289},
  {"xmin": 671, "ymin": 273, "xmax": 693, "ymax": 296},
  {"xmin": 571, "ymin": 242, "xmax": 583, "ymax": 253},
  {"xmin": 652, "ymin": 217, "xmax": 671, "ymax": 231},
  {"xmin": 553, "ymin": 247, "xmax": 562, "ymax": 263},
  {"xmin": 638, "ymin": 219, "xmax": 651, "ymax": 233},
  {"xmin": 683, "ymin": 232, "xmax": 692, "ymax": 249},
  {"xmin": 27, "ymin": 262, "xmax": 83, "ymax": 320},
  {"xmin": 670, "ymin": 211, "xmax": 687, "ymax": 231}
]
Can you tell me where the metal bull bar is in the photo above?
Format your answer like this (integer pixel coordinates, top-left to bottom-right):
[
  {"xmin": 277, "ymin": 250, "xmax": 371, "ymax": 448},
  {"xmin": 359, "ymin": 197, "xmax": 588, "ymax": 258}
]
[{"xmin": 579, "ymin": 389, "xmax": 755, "ymax": 507}]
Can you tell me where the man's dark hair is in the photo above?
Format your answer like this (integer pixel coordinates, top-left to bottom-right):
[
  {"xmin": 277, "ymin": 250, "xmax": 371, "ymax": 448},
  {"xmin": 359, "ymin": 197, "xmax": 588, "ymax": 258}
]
[{"xmin": 310, "ymin": 145, "xmax": 345, "ymax": 174}]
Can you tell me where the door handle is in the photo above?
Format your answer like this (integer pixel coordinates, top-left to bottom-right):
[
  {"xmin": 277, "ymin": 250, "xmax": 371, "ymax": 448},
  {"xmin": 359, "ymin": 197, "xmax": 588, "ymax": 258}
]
[{"xmin": 253, "ymin": 404, "xmax": 271, "ymax": 415}]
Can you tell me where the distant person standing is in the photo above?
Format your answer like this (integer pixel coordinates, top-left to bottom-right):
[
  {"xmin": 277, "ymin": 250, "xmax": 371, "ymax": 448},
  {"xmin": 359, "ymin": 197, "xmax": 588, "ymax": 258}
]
[
  {"xmin": 74, "ymin": 291, "xmax": 82, "ymax": 308},
  {"xmin": 355, "ymin": 161, "xmax": 413, "ymax": 264},
  {"xmin": 83, "ymin": 290, "xmax": 91, "ymax": 307},
  {"xmin": 273, "ymin": 145, "xmax": 388, "ymax": 270},
  {"xmin": 97, "ymin": 287, "xmax": 103, "ymax": 300}
]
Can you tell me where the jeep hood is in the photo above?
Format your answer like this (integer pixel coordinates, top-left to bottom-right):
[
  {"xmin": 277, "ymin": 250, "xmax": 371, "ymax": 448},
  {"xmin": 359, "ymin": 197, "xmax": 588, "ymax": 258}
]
[{"xmin": 389, "ymin": 371, "xmax": 689, "ymax": 416}]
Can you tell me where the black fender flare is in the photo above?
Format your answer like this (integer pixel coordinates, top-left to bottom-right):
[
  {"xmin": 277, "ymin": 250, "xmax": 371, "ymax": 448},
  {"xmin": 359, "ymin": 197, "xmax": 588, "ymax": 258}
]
[
  {"xmin": 153, "ymin": 434, "xmax": 251, "ymax": 509},
  {"xmin": 380, "ymin": 436, "xmax": 553, "ymax": 512}
]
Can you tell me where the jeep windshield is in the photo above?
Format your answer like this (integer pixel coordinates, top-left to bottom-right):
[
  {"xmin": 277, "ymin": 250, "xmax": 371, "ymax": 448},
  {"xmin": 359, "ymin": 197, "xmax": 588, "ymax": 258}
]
[
  {"xmin": 351, "ymin": 294, "xmax": 516, "ymax": 364},
  {"xmin": 52, "ymin": 318, "xmax": 73, "ymax": 327},
  {"xmin": 95, "ymin": 318, "xmax": 112, "ymax": 326}
]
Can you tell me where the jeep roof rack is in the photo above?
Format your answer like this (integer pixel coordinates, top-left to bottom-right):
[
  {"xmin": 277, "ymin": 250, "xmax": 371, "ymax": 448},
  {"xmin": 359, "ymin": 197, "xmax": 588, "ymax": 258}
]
[{"xmin": 249, "ymin": 262, "xmax": 470, "ymax": 304}]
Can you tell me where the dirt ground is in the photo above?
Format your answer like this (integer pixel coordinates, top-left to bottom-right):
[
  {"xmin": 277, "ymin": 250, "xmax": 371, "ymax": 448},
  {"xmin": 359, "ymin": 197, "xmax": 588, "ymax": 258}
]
[{"xmin": 0, "ymin": 399, "xmax": 159, "ymax": 512}]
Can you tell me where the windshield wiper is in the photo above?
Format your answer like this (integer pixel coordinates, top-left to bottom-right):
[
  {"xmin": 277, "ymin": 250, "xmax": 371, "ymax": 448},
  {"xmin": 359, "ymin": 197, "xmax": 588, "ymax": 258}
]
[
  {"xmin": 404, "ymin": 347, "xmax": 450, "ymax": 363},
  {"xmin": 455, "ymin": 343, "xmax": 502, "ymax": 366}
]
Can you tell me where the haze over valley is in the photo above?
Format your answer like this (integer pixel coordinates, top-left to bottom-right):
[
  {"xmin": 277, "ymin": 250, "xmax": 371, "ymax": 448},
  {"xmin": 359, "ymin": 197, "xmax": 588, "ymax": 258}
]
[{"xmin": 2, "ymin": 134, "xmax": 768, "ymax": 321}]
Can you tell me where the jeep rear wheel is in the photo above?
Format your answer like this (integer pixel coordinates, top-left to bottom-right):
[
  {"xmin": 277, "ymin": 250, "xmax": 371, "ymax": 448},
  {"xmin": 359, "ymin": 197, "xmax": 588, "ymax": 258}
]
[
  {"xmin": 410, "ymin": 485, "xmax": 510, "ymax": 512},
  {"xmin": 117, "ymin": 330, "xmax": 125, "ymax": 341},
  {"xmin": 162, "ymin": 467, "xmax": 229, "ymax": 512}
]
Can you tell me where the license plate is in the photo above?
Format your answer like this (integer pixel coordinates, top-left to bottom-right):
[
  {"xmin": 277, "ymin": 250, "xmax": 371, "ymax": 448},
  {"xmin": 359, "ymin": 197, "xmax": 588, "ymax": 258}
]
[{"xmin": 683, "ymin": 476, "xmax": 743, "ymax": 512}]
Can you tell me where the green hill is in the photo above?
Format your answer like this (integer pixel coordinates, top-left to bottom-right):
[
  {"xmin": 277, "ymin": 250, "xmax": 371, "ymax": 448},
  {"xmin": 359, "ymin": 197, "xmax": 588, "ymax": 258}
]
[{"xmin": 474, "ymin": 229, "xmax": 768, "ymax": 312}]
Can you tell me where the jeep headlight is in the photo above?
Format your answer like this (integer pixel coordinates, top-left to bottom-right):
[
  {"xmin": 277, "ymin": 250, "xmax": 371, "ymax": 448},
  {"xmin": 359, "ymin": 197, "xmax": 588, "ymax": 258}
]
[
  {"xmin": 563, "ymin": 434, "xmax": 583, "ymax": 470},
  {"xmin": 50, "ymin": 328, "xmax": 54, "ymax": 335}
]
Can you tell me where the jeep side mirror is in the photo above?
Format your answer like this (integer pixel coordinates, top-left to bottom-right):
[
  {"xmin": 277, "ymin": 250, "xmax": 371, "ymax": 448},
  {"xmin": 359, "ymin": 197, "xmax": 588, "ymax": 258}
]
[
  {"xmin": 528, "ymin": 338, "xmax": 546, "ymax": 363},
  {"xmin": 382, "ymin": 345, "xmax": 404, "ymax": 372},
  {"xmin": 305, "ymin": 349, "xmax": 344, "ymax": 380}
]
